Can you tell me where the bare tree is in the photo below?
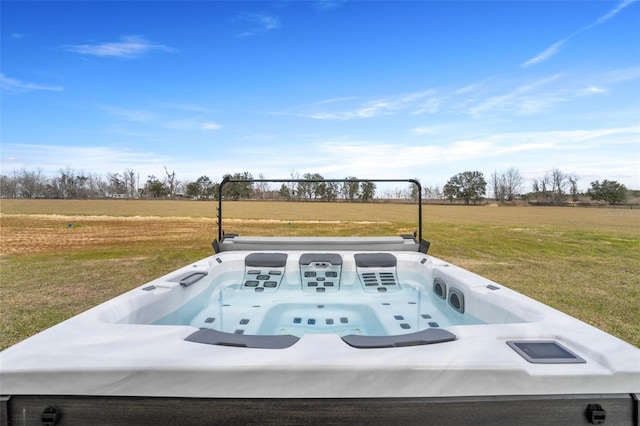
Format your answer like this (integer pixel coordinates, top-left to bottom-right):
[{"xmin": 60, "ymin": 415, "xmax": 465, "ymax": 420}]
[
  {"xmin": 256, "ymin": 173, "xmax": 269, "ymax": 199},
  {"xmin": 393, "ymin": 187, "xmax": 407, "ymax": 200},
  {"xmin": 0, "ymin": 171, "xmax": 19, "ymax": 198},
  {"xmin": 503, "ymin": 167, "xmax": 523, "ymax": 201},
  {"xmin": 76, "ymin": 171, "xmax": 90, "ymax": 198},
  {"xmin": 490, "ymin": 171, "xmax": 505, "ymax": 202},
  {"xmin": 87, "ymin": 173, "xmax": 107, "ymax": 198},
  {"xmin": 423, "ymin": 185, "xmax": 433, "ymax": 200},
  {"xmin": 530, "ymin": 169, "xmax": 575, "ymax": 204},
  {"xmin": 108, "ymin": 172, "xmax": 126, "ymax": 197},
  {"xmin": 551, "ymin": 168, "xmax": 568, "ymax": 204},
  {"xmin": 423, "ymin": 184, "xmax": 442, "ymax": 200},
  {"xmin": 491, "ymin": 168, "xmax": 523, "ymax": 202},
  {"xmin": 57, "ymin": 167, "xmax": 78, "ymax": 199},
  {"xmin": 163, "ymin": 166, "xmax": 178, "ymax": 198},
  {"xmin": 408, "ymin": 179, "xmax": 420, "ymax": 202},
  {"xmin": 122, "ymin": 169, "xmax": 137, "ymax": 198},
  {"xmin": 289, "ymin": 170, "xmax": 300, "ymax": 200},
  {"xmin": 532, "ymin": 173, "xmax": 552, "ymax": 202},
  {"xmin": 568, "ymin": 174, "xmax": 579, "ymax": 201},
  {"xmin": 19, "ymin": 168, "xmax": 46, "ymax": 198}
]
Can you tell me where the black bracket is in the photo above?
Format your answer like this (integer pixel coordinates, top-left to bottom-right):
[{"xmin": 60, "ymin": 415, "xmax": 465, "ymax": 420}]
[
  {"xmin": 586, "ymin": 403, "xmax": 606, "ymax": 424},
  {"xmin": 41, "ymin": 405, "xmax": 61, "ymax": 426}
]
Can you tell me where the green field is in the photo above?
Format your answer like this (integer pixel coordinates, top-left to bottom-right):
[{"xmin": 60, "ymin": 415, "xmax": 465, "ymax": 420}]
[{"xmin": 1, "ymin": 199, "xmax": 639, "ymax": 349}]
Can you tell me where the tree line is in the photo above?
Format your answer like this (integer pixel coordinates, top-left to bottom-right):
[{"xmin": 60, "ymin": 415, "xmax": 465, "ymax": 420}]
[
  {"xmin": 0, "ymin": 169, "xmax": 383, "ymax": 203},
  {"xmin": 0, "ymin": 166, "xmax": 630, "ymax": 205},
  {"xmin": 442, "ymin": 168, "xmax": 629, "ymax": 206}
]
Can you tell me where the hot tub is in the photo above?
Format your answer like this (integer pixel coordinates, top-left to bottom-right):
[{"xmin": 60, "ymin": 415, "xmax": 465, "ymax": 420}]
[{"xmin": 1, "ymin": 178, "xmax": 638, "ymax": 425}]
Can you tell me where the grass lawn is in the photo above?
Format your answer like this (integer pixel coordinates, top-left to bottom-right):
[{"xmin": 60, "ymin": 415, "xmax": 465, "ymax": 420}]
[{"xmin": 1, "ymin": 199, "xmax": 638, "ymax": 349}]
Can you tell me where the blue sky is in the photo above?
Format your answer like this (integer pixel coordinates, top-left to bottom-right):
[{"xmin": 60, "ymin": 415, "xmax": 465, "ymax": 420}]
[{"xmin": 1, "ymin": 0, "xmax": 639, "ymax": 192}]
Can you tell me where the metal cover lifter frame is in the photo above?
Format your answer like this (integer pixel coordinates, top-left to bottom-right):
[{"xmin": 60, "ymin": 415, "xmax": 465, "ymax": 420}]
[{"xmin": 217, "ymin": 177, "xmax": 424, "ymax": 245}]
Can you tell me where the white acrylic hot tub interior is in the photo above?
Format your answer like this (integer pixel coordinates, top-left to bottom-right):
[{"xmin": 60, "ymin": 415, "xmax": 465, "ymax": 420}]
[
  {"xmin": 153, "ymin": 271, "xmax": 485, "ymax": 337},
  {"xmin": 107, "ymin": 251, "xmax": 535, "ymax": 338}
]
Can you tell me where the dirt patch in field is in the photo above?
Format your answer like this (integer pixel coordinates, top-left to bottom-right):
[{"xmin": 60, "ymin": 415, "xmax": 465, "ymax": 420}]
[
  {"xmin": 0, "ymin": 214, "xmax": 399, "ymax": 256},
  {"xmin": 0, "ymin": 214, "xmax": 216, "ymax": 255}
]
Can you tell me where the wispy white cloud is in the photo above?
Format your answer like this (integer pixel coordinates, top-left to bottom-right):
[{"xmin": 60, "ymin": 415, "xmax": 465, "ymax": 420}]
[
  {"xmin": 457, "ymin": 67, "xmax": 639, "ymax": 118},
  {"xmin": 201, "ymin": 122, "xmax": 222, "ymax": 130},
  {"xmin": 0, "ymin": 142, "xmax": 254, "ymax": 183},
  {"xmin": 412, "ymin": 127, "xmax": 438, "ymax": 135},
  {"xmin": 308, "ymin": 99, "xmax": 398, "ymax": 120},
  {"xmin": 235, "ymin": 13, "xmax": 281, "ymax": 37},
  {"xmin": 604, "ymin": 65, "xmax": 640, "ymax": 83},
  {"xmin": 592, "ymin": 0, "xmax": 638, "ymax": 26},
  {"xmin": 522, "ymin": 0, "xmax": 638, "ymax": 67},
  {"xmin": 157, "ymin": 103, "xmax": 215, "ymax": 113},
  {"xmin": 455, "ymin": 82, "xmax": 483, "ymax": 95},
  {"xmin": 288, "ymin": 65, "xmax": 634, "ymax": 124},
  {"xmin": 316, "ymin": 96, "xmax": 359, "ymax": 105},
  {"xmin": 300, "ymin": 125, "xmax": 640, "ymax": 186},
  {"xmin": 465, "ymin": 74, "xmax": 563, "ymax": 117},
  {"xmin": 160, "ymin": 117, "xmax": 222, "ymax": 131},
  {"xmin": 521, "ymin": 38, "xmax": 569, "ymax": 68},
  {"xmin": 100, "ymin": 106, "xmax": 156, "ymax": 123},
  {"xmin": 100, "ymin": 104, "xmax": 222, "ymax": 131},
  {"xmin": 289, "ymin": 89, "xmax": 439, "ymax": 120},
  {"xmin": 1, "ymin": 143, "xmax": 168, "ymax": 176},
  {"xmin": 0, "ymin": 73, "xmax": 63, "ymax": 94},
  {"xmin": 9, "ymin": 33, "xmax": 26, "ymax": 40},
  {"xmin": 478, "ymin": 126, "xmax": 640, "ymax": 153},
  {"xmin": 412, "ymin": 96, "xmax": 448, "ymax": 115},
  {"xmin": 62, "ymin": 35, "xmax": 177, "ymax": 59},
  {"xmin": 285, "ymin": 68, "xmax": 626, "ymax": 122},
  {"xmin": 313, "ymin": 0, "xmax": 348, "ymax": 11},
  {"xmin": 577, "ymin": 86, "xmax": 608, "ymax": 96},
  {"xmin": 401, "ymin": 90, "xmax": 435, "ymax": 103}
]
